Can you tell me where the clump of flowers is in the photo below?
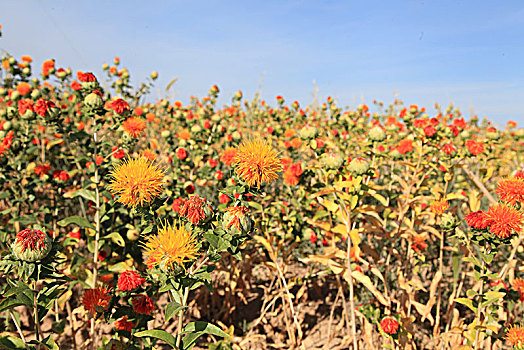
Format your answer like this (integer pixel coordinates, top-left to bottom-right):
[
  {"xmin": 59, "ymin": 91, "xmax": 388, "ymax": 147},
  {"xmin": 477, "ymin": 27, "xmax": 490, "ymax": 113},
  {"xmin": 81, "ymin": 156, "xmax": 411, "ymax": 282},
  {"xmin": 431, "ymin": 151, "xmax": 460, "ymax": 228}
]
[{"xmin": 122, "ymin": 117, "xmax": 146, "ymax": 138}]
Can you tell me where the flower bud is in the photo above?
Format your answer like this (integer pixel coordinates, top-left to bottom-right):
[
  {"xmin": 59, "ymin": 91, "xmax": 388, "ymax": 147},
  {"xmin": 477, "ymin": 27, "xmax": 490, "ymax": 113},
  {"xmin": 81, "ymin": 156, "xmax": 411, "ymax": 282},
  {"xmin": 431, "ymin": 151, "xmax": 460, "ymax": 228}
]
[
  {"xmin": 11, "ymin": 226, "xmax": 53, "ymax": 262},
  {"xmin": 84, "ymin": 91, "xmax": 104, "ymax": 109},
  {"xmin": 440, "ymin": 213, "xmax": 457, "ymax": 231},
  {"xmin": 223, "ymin": 206, "xmax": 253, "ymax": 235},
  {"xmin": 369, "ymin": 126, "xmax": 386, "ymax": 141},
  {"xmin": 348, "ymin": 157, "xmax": 369, "ymax": 175},
  {"xmin": 299, "ymin": 125, "xmax": 317, "ymax": 140},
  {"xmin": 150, "ymin": 71, "xmax": 158, "ymax": 80},
  {"xmin": 161, "ymin": 130, "xmax": 171, "ymax": 139},
  {"xmin": 31, "ymin": 89, "xmax": 40, "ymax": 99},
  {"xmin": 320, "ymin": 151, "xmax": 344, "ymax": 170},
  {"xmin": 126, "ymin": 229, "xmax": 139, "ymax": 241}
]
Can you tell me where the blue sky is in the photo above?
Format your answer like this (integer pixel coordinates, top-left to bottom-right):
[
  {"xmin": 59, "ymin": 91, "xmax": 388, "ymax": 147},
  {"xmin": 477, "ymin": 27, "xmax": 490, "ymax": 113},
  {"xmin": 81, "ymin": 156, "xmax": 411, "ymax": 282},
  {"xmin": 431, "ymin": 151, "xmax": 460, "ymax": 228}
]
[{"xmin": 1, "ymin": 0, "xmax": 523, "ymax": 125}]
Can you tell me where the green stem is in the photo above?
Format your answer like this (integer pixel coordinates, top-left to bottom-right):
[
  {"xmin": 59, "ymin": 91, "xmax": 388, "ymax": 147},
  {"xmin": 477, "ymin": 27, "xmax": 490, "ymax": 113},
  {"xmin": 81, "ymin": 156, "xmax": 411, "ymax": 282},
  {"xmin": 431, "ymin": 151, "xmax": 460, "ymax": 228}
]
[{"xmin": 9, "ymin": 310, "xmax": 29, "ymax": 350}]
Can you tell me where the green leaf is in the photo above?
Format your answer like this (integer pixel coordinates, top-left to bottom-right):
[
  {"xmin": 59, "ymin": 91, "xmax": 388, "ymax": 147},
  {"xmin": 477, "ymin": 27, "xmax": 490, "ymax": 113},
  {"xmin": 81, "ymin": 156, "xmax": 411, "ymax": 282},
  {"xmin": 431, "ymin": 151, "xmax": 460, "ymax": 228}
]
[
  {"xmin": 482, "ymin": 291, "xmax": 505, "ymax": 308},
  {"xmin": 9, "ymin": 215, "xmax": 39, "ymax": 225},
  {"xmin": 105, "ymin": 232, "xmax": 125, "ymax": 247},
  {"xmin": 72, "ymin": 189, "xmax": 97, "ymax": 203},
  {"xmin": 181, "ymin": 322, "xmax": 230, "ymax": 350},
  {"xmin": 134, "ymin": 329, "xmax": 177, "ymax": 348},
  {"xmin": 57, "ymin": 216, "xmax": 95, "ymax": 229},
  {"xmin": 165, "ymin": 301, "xmax": 186, "ymax": 322},
  {"xmin": 455, "ymin": 298, "xmax": 477, "ymax": 313}
]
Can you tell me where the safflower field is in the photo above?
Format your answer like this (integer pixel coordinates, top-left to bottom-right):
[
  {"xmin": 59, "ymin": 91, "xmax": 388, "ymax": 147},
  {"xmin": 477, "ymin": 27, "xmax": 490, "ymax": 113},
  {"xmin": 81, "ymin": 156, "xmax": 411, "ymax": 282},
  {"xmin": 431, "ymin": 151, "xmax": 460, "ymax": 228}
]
[{"xmin": 1, "ymin": 26, "xmax": 524, "ymax": 350}]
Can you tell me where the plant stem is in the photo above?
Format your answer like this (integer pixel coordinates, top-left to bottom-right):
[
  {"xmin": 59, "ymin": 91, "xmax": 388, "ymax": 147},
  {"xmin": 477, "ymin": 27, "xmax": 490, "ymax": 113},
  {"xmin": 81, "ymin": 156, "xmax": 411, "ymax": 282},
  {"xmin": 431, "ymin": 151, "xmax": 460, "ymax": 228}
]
[
  {"xmin": 9, "ymin": 310, "xmax": 29, "ymax": 350},
  {"xmin": 92, "ymin": 117, "xmax": 101, "ymax": 289},
  {"xmin": 176, "ymin": 285, "xmax": 190, "ymax": 348},
  {"xmin": 32, "ymin": 280, "xmax": 41, "ymax": 343},
  {"xmin": 474, "ymin": 260, "xmax": 485, "ymax": 350},
  {"xmin": 334, "ymin": 193, "xmax": 358, "ymax": 350}
]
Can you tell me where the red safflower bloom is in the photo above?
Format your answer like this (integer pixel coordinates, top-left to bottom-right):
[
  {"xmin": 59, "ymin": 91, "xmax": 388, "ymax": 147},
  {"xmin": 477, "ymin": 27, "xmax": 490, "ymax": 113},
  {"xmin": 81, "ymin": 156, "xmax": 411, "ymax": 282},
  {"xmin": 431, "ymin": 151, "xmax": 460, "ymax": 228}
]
[
  {"xmin": 82, "ymin": 287, "xmax": 111, "ymax": 316},
  {"xmin": 465, "ymin": 139, "xmax": 484, "ymax": 156},
  {"xmin": 18, "ymin": 98, "xmax": 34, "ymax": 115},
  {"xmin": 208, "ymin": 158, "xmax": 218, "ymax": 168},
  {"xmin": 220, "ymin": 147, "xmax": 238, "ymax": 166},
  {"xmin": 77, "ymin": 72, "xmax": 97, "ymax": 82},
  {"xmin": 122, "ymin": 117, "xmax": 146, "ymax": 138},
  {"xmin": 112, "ymin": 147, "xmax": 126, "ymax": 159},
  {"xmin": 423, "ymin": 125, "xmax": 437, "ymax": 137},
  {"xmin": 111, "ymin": 99, "xmax": 130, "ymax": 115},
  {"xmin": 34, "ymin": 98, "xmax": 56, "ymax": 117},
  {"xmin": 114, "ymin": 315, "xmax": 134, "ymax": 332},
  {"xmin": 185, "ymin": 183, "xmax": 195, "ymax": 194},
  {"xmin": 71, "ymin": 80, "xmax": 82, "ymax": 91},
  {"xmin": 380, "ymin": 317, "xmax": 400, "ymax": 335},
  {"xmin": 179, "ymin": 195, "xmax": 212, "ymax": 224},
  {"xmin": 53, "ymin": 170, "xmax": 70, "ymax": 181},
  {"xmin": 484, "ymin": 204, "xmax": 523, "ymax": 239},
  {"xmin": 131, "ymin": 295, "xmax": 154, "ymax": 315},
  {"xmin": 512, "ymin": 278, "xmax": 524, "ymax": 301},
  {"xmin": 117, "ymin": 270, "xmax": 145, "ymax": 292},
  {"xmin": 442, "ymin": 143, "xmax": 456, "ymax": 155},
  {"xmin": 496, "ymin": 177, "xmax": 524, "ymax": 206},
  {"xmin": 34, "ymin": 164, "xmax": 51, "ymax": 177},
  {"xmin": 219, "ymin": 193, "xmax": 230, "ymax": 204},
  {"xmin": 172, "ymin": 198, "xmax": 186, "ymax": 213},
  {"xmin": 465, "ymin": 210, "xmax": 490, "ymax": 230},
  {"xmin": 176, "ymin": 147, "xmax": 188, "ymax": 160}
]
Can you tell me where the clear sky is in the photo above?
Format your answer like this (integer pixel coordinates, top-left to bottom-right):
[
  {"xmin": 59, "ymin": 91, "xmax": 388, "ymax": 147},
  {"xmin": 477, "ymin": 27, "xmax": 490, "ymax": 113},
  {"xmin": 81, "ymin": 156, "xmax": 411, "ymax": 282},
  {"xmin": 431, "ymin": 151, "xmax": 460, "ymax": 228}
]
[{"xmin": 1, "ymin": 0, "xmax": 523, "ymax": 125}]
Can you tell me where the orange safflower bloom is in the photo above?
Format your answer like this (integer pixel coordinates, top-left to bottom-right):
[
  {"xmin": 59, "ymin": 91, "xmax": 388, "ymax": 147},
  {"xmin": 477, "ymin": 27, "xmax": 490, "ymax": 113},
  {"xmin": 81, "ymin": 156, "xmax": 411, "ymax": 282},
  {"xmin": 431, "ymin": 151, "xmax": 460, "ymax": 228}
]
[
  {"xmin": 496, "ymin": 177, "xmax": 524, "ymax": 206},
  {"xmin": 143, "ymin": 220, "xmax": 199, "ymax": 271},
  {"xmin": 82, "ymin": 287, "xmax": 111, "ymax": 316},
  {"xmin": 140, "ymin": 149, "xmax": 156, "ymax": 161},
  {"xmin": 430, "ymin": 199, "xmax": 449, "ymax": 215},
  {"xmin": 178, "ymin": 129, "xmax": 191, "ymax": 140},
  {"xmin": 290, "ymin": 137, "xmax": 302, "ymax": 148},
  {"xmin": 233, "ymin": 137, "xmax": 282, "ymax": 188},
  {"xmin": 484, "ymin": 204, "xmax": 523, "ymax": 239},
  {"xmin": 220, "ymin": 147, "xmax": 238, "ymax": 166},
  {"xmin": 16, "ymin": 82, "xmax": 31, "ymax": 96},
  {"xmin": 122, "ymin": 117, "xmax": 146, "ymax": 138},
  {"xmin": 512, "ymin": 278, "xmax": 524, "ymax": 301},
  {"xmin": 506, "ymin": 324, "xmax": 524, "ymax": 347},
  {"xmin": 145, "ymin": 112, "xmax": 155, "ymax": 122},
  {"xmin": 284, "ymin": 129, "xmax": 295, "ymax": 138},
  {"xmin": 108, "ymin": 156, "xmax": 165, "ymax": 208},
  {"xmin": 21, "ymin": 55, "xmax": 32, "ymax": 63}
]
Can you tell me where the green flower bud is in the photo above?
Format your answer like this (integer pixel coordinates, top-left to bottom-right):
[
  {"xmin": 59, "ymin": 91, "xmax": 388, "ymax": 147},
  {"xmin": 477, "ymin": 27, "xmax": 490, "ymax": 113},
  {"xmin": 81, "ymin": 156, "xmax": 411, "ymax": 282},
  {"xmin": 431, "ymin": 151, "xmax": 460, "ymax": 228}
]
[
  {"xmin": 191, "ymin": 124, "xmax": 202, "ymax": 133},
  {"xmin": 161, "ymin": 130, "xmax": 171, "ymax": 139},
  {"xmin": 348, "ymin": 157, "xmax": 369, "ymax": 175},
  {"xmin": 440, "ymin": 213, "xmax": 457, "ymax": 231},
  {"xmin": 369, "ymin": 126, "xmax": 386, "ymax": 141},
  {"xmin": 150, "ymin": 71, "xmax": 158, "ymax": 80},
  {"xmin": 30, "ymin": 89, "xmax": 40, "ymax": 99},
  {"xmin": 320, "ymin": 151, "xmax": 344, "ymax": 170},
  {"xmin": 84, "ymin": 92, "xmax": 104, "ymax": 109},
  {"xmin": 299, "ymin": 125, "xmax": 317, "ymax": 140}
]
